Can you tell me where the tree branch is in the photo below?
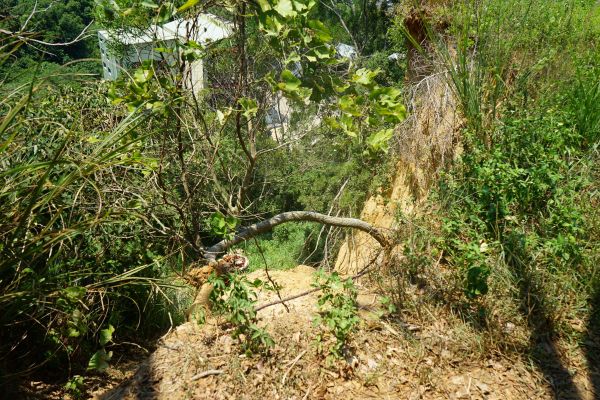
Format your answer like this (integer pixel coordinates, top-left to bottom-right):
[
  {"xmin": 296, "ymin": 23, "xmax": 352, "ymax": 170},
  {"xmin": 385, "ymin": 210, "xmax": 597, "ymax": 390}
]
[{"xmin": 204, "ymin": 211, "xmax": 389, "ymax": 260}]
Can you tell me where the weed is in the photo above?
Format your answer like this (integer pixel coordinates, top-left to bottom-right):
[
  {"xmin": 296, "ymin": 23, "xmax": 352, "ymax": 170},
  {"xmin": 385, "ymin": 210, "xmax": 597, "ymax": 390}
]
[
  {"xmin": 237, "ymin": 223, "xmax": 319, "ymax": 271},
  {"xmin": 87, "ymin": 325, "xmax": 115, "ymax": 373},
  {"xmin": 312, "ymin": 269, "xmax": 360, "ymax": 361},
  {"xmin": 209, "ymin": 273, "xmax": 275, "ymax": 355},
  {"xmin": 64, "ymin": 375, "xmax": 85, "ymax": 399}
]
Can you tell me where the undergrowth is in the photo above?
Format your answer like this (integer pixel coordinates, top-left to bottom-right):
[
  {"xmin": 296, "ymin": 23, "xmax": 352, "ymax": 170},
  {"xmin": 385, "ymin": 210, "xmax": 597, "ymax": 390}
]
[
  {"xmin": 312, "ymin": 269, "xmax": 360, "ymax": 361},
  {"xmin": 385, "ymin": 0, "xmax": 600, "ymax": 361},
  {"xmin": 209, "ymin": 273, "xmax": 275, "ymax": 355}
]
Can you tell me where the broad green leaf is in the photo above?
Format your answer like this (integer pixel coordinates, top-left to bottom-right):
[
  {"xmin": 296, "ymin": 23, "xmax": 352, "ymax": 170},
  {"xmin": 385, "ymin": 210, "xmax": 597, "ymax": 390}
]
[
  {"xmin": 333, "ymin": 82, "xmax": 350, "ymax": 93},
  {"xmin": 133, "ymin": 68, "xmax": 153, "ymax": 83},
  {"xmin": 209, "ymin": 212, "xmax": 236, "ymax": 237},
  {"xmin": 224, "ymin": 215, "xmax": 239, "ymax": 229},
  {"xmin": 256, "ymin": 0, "xmax": 273, "ymax": 12},
  {"xmin": 367, "ymin": 128, "xmax": 394, "ymax": 153},
  {"xmin": 259, "ymin": 14, "xmax": 284, "ymax": 36},
  {"xmin": 306, "ymin": 47, "xmax": 331, "ymax": 62},
  {"xmin": 351, "ymin": 68, "xmax": 380, "ymax": 86},
  {"xmin": 313, "ymin": 46, "xmax": 331, "ymax": 59},
  {"xmin": 238, "ymin": 98, "xmax": 258, "ymax": 119},
  {"xmin": 99, "ymin": 324, "xmax": 115, "ymax": 346},
  {"xmin": 67, "ymin": 327, "xmax": 81, "ymax": 338},
  {"xmin": 374, "ymin": 103, "xmax": 407, "ymax": 122},
  {"xmin": 340, "ymin": 114, "xmax": 356, "ymax": 137},
  {"xmin": 339, "ymin": 95, "xmax": 361, "ymax": 116},
  {"xmin": 274, "ymin": 0, "xmax": 296, "ymax": 17},
  {"xmin": 178, "ymin": 0, "xmax": 201, "ymax": 12},
  {"xmin": 87, "ymin": 349, "xmax": 113, "ymax": 372},
  {"xmin": 278, "ymin": 69, "xmax": 302, "ymax": 91},
  {"xmin": 307, "ymin": 20, "xmax": 332, "ymax": 42},
  {"xmin": 370, "ymin": 86, "xmax": 401, "ymax": 103}
]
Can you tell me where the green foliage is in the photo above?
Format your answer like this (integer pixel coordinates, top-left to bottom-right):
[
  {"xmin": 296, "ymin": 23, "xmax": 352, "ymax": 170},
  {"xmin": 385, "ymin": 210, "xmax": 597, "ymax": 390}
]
[
  {"xmin": 325, "ymin": 68, "xmax": 406, "ymax": 154},
  {"xmin": 385, "ymin": 0, "xmax": 600, "ymax": 344},
  {"xmin": 568, "ymin": 49, "xmax": 600, "ymax": 145},
  {"xmin": 312, "ymin": 270, "xmax": 359, "ymax": 359},
  {"xmin": 389, "ymin": 0, "xmax": 600, "ymax": 305},
  {"xmin": 64, "ymin": 375, "xmax": 85, "ymax": 398},
  {"xmin": 95, "ymin": 0, "xmax": 180, "ymax": 30},
  {"xmin": 423, "ymin": 0, "xmax": 600, "ymax": 138},
  {"xmin": 360, "ymin": 50, "xmax": 407, "ymax": 86},
  {"xmin": 315, "ymin": 0, "xmax": 395, "ymax": 54},
  {"xmin": 1, "ymin": 0, "xmax": 408, "ymax": 388},
  {"xmin": 379, "ymin": 295, "xmax": 397, "ymax": 316},
  {"xmin": 108, "ymin": 61, "xmax": 174, "ymax": 112},
  {"xmin": 209, "ymin": 273, "xmax": 275, "ymax": 355},
  {"xmin": 88, "ymin": 324, "xmax": 115, "ymax": 372},
  {"xmin": 440, "ymin": 109, "xmax": 587, "ymax": 299},
  {"xmin": 238, "ymin": 223, "xmax": 319, "ymax": 271},
  {"xmin": 0, "ymin": 0, "xmax": 97, "ymax": 75},
  {"xmin": 0, "ymin": 56, "xmax": 179, "ymax": 379},
  {"xmin": 208, "ymin": 212, "xmax": 239, "ymax": 239}
]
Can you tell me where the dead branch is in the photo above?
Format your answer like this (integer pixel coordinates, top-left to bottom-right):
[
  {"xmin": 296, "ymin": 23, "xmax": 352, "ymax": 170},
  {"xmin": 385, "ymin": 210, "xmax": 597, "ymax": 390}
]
[
  {"xmin": 190, "ymin": 369, "xmax": 224, "ymax": 380},
  {"xmin": 0, "ymin": 21, "xmax": 94, "ymax": 47},
  {"xmin": 204, "ymin": 211, "xmax": 390, "ymax": 260}
]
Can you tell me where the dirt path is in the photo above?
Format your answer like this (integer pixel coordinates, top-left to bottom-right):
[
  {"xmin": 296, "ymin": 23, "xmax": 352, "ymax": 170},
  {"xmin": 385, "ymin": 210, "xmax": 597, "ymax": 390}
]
[{"xmin": 92, "ymin": 265, "xmax": 572, "ymax": 400}]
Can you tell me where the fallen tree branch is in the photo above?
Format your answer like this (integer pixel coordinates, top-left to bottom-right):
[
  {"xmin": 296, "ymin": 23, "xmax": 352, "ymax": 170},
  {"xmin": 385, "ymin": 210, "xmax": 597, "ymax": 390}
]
[{"xmin": 205, "ymin": 211, "xmax": 389, "ymax": 260}]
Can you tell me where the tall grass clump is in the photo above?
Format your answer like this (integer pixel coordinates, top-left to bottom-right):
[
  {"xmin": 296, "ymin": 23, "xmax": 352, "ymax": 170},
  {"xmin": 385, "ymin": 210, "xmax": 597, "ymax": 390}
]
[{"xmin": 0, "ymin": 34, "xmax": 183, "ymax": 385}]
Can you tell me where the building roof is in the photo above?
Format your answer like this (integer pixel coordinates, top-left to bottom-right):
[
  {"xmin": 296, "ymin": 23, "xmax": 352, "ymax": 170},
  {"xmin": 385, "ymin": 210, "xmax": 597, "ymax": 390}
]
[
  {"xmin": 163, "ymin": 14, "xmax": 232, "ymax": 44},
  {"xmin": 98, "ymin": 13, "xmax": 232, "ymax": 46}
]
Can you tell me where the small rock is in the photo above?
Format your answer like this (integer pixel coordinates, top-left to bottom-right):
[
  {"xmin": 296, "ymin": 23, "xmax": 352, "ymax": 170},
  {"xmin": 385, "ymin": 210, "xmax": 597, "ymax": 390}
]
[
  {"xmin": 455, "ymin": 387, "xmax": 470, "ymax": 399},
  {"xmin": 218, "ymin": 335, "xmax": 234, "ymax": 354},
  {"xmin": 367, "ymin": 358, "xmax": 378, "ymax": 370},
  {"xmin": 476, "ymin": 381, "xmax": 491, "ymax": 394},
  {"xmin": 450, "ymin": 375, "xmax": 465, "ymax": 385}
]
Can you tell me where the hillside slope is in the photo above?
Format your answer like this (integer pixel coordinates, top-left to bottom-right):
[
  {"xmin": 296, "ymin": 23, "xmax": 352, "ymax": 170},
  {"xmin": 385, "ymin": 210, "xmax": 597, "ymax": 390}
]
[{"xmin": 96, "ymin": 265, "xmax": 559, "ymax": 400}]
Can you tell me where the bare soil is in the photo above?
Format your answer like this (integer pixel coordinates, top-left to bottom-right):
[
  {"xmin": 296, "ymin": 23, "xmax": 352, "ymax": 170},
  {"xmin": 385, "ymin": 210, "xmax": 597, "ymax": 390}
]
[{"xmin": 85, "ymin": 265, "xmax": 595, "ymax": 400}]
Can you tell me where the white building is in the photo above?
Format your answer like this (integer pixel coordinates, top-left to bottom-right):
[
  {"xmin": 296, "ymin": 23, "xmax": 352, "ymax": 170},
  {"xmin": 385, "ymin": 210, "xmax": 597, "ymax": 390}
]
[
  {"xmin": 335, "ymin": 43, "xmax": 357, "ymax": 60},
  {"xmin": 98, "ymin": 14, "xmax": 232, "ymax": 95}
]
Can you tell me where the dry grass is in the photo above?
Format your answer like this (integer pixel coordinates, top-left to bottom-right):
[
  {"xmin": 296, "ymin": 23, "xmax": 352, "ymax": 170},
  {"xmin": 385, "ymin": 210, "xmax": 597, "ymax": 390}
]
[{"xmin": 92, "ymin": 265, "xmax": 556, "ymax": 400}]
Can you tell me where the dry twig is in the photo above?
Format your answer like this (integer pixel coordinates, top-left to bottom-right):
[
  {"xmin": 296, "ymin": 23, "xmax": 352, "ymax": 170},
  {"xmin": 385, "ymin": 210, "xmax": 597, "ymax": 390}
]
[{"xmin": 190, "ymin": 369, "xmax": 224, "ymax": 381}]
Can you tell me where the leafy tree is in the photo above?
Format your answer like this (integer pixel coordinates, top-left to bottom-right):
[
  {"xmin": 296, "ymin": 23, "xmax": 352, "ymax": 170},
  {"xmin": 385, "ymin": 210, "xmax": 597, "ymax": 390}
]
[
  {"xmin": 316, "ymin": 0, "xmax": 398, "ymax": 54},
  {"xmin": 0, "ymin": 0, "xmax": 405, "ymax": 384},
  {"xmin": 0, "ymin": 0, "xmax": 96, "ymax": 64}
]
